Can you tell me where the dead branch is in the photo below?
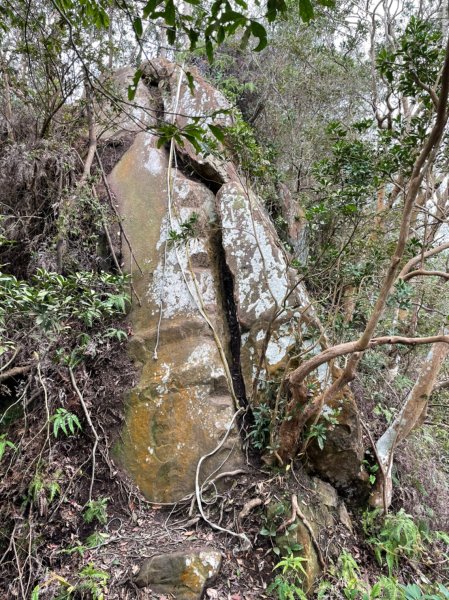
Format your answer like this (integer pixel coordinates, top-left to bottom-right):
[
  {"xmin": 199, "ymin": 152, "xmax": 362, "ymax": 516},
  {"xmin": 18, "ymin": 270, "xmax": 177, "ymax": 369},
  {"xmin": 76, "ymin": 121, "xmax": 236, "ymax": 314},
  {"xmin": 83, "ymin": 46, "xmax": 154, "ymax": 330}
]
[
  {"xmin": 361, "ymin": 420, "xmax": 388, "ymax": 514},
  {"xmin": 69, "ymin": 366, "xmax": 99, "ymax": 501},
  {"xmin": 0, "ymin": 345, "xmax": 20, "ymax": 372},
  {"xmin": 79, "ymin": 78, "xmax": 97, "ymax": 186},
  {"xmin": 238, "ymin": 498, "xmax": 263, "ymax": 524},
  {"xmin": 0, "ymin": 364, "xmax": 32, "ymax": 383}
]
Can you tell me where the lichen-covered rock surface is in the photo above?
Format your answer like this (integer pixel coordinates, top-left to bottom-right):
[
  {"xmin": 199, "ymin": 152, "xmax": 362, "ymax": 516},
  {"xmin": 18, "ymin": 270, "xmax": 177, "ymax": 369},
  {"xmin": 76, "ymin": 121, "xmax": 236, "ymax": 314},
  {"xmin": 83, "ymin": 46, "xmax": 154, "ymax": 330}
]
[
  {"xmin": 106, "ymin": 58, "xmax": 364, "ymax": 503},
  {"xmin": 134, "ymin": 548, "xmax": 222, "ymax": 599}
]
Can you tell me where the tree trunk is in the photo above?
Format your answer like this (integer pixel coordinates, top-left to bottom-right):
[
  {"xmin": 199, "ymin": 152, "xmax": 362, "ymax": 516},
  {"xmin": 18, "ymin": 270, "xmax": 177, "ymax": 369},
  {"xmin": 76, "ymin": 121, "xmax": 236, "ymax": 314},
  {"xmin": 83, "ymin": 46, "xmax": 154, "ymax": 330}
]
[{"xmin": 370, "ymin": 336, "xmax": 449, "ymax": 509}]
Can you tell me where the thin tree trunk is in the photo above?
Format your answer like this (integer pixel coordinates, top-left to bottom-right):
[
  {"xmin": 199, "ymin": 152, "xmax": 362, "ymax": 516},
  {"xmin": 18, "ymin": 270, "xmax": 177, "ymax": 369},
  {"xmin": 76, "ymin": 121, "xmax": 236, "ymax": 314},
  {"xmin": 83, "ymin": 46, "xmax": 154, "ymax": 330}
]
[
  {"xmin": 370, "ymin": 336, "xmax": 449, "ymax": 508},
  {"xmin": 0, "ymin": 54, "xmax": 14, "ymax": 142},
  {"xmin": 56, "ymin": 77, "xmax": 96, "ymax": 272}
]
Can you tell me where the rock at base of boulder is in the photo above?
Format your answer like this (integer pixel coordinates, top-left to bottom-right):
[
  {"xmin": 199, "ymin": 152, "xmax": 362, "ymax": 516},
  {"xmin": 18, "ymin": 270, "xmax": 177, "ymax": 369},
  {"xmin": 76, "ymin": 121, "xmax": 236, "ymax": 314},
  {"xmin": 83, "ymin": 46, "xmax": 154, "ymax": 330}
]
[{"xmin": 135, "ymin": 548, "xmax": 222, "ymax": 600}]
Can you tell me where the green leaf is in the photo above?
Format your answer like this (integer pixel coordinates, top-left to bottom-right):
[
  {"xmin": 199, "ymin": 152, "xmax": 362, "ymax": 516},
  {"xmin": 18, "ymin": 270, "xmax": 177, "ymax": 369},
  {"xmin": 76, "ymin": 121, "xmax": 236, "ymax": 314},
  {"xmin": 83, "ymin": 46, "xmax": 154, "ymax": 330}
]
[
  {"xmin": 250, "ymin": 20, "xmax": 267, "ymax": 51},
  {"xmin": 164, "ymin": 0, "xmax": 176, "ymax": 26},
  {"xmin": 205, "ymin": 38, "xmax": 213, "ymax": 63},
  {"xmin": 31, "ymin": 585, "xmax": 40, "ymax": 600},
  {"xmin": 128, "ymin": 69, "xmax": 143, "ymax": 101},
  {"xmin": 298, "ymin": 0, "xmax": 314, "ymax": 21},
  {"xmin": 185, "ymin": 71, "xmax": 195, "ymax": 94},
  {"xmin": 133, "ymin": 16, "xmax": 143, "ymax": 38},
  {"xmin": 143, "ymin": 0, "xmax": 163, "ymax": 18},
  {"xmin": 208, "ymin": 124, "xmax": 224, "ymax": 142},
  {"xmin": 216, "ymin": 25, "xmax": 225, "ymax": 45},
  {"xmin": 167, "ymin": 26, "xmax": 176, "ymax": 45}
]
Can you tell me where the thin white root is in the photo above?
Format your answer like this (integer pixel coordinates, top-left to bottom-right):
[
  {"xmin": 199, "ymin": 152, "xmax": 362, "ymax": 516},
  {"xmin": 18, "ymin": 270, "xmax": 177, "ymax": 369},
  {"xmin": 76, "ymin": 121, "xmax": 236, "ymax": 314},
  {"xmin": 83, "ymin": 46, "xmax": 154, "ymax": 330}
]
[
  {"xmin": 195, "ymin": 408, "xmax": 251, "ymax": 551},
  {"xmin": 69, "ymin": 367, "xmax": 99, "ymax": 501}
]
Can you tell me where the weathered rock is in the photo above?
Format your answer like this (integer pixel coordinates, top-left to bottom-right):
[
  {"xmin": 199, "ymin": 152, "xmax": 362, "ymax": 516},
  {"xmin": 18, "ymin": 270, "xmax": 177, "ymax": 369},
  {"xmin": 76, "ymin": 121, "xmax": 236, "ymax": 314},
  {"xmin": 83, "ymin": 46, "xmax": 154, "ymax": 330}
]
[
  {"xmin": 306, "ymin": 386, "xmax": 365, "ymax": 491},
  {"xmin": 216, "ymin": 181, "xmax": 323, "ymax": 401},
  {"xmin": 272, "ymin": 480, "xmax": 353, "ymax": 593},
  {"xmin": 311, "ymin": 477, "xmax": 339, "ymax": 508},
  {"xmin": 338, "ymin": 502, "xmax": 353, "ymax": 532},
  {"xmin": 106, "ymin": 58, "xmax": 364, "ymax": 502},
  {"xmin": 97, "ymin": 66, "xmax": 157, "ymax": 140},
  {"xmin": 135, "ymin": 548, "xmax": 222, "ymax": 600},
  {"xmin": 142, "ymin": 58, "xmax": 238, "ymax": 184},
  {"xmin": 110, "ymin": 130, "xmax": 243, "ymax": 502}
]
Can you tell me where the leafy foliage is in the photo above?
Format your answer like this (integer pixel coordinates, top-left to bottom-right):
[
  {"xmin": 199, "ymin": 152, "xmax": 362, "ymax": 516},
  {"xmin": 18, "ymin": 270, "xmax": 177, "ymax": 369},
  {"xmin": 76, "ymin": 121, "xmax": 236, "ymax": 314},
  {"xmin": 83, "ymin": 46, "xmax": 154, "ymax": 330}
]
[
  {"xmin": 268, "ymin": 551, "xmax": 308, "ymax": 600},
  {"xmin": 168, "ymin": 213, "xmax": 200, "ymax": 244},
  {"xmin": 0, "ymin": 433, "xmax": 16, "ymax": 461},
  {"xmin": 51, "ymin": 408, "xmax": 82, "ymax": 438},
  {"xmin": 0, "ymin": 269, "xmax": 129, "ymax": 336},
  {"xmin": 364, "ymin": 509, "xmax": 424, "ymax": 575},
  {"xmin": 247, "ymin": 403, "xmax": 271, "ymax": 450},
  {"xmin": 83, "ymin": 497, "xmax": 109, "ymax": 525}
]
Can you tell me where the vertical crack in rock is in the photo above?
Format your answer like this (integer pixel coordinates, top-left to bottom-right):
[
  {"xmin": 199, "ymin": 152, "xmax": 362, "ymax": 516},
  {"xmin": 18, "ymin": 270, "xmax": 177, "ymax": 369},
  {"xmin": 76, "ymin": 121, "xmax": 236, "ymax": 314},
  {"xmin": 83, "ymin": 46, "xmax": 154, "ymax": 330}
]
[
  {"xmin": 212, "ymin": 226, "xmax": 247, "ymax": 409},
  {"xmin": 170, "ymin": 148, "xmax": 248, "ymax": 411}
]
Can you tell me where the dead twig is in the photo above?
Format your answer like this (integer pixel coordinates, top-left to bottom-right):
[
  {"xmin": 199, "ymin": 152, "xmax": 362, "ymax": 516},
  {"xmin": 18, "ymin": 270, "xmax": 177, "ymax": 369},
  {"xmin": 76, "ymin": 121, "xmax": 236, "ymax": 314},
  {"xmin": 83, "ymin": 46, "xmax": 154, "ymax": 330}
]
[
  {"xmin": 0, "ymin": 364, "xmax": 32, "ymax": 383},
  {"xmin": 237, "ymin": 497, "xmax": 263, "ymax": 525}
]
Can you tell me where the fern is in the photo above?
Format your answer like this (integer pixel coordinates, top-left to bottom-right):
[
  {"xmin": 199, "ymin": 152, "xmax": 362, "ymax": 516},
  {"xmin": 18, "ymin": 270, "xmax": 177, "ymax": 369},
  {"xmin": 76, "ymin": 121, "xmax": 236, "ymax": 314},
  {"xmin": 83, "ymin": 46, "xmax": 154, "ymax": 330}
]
[
  {"xmin": 83, "ymin": 497, "xmax": 109, "ymax": 525},
  {"xmin": 51, "ymin": 408, "xmax": 81, "ymax": 437},
  {"xmin": 372, "ymin": 576, "xmax": 404, "ymax": 600}
]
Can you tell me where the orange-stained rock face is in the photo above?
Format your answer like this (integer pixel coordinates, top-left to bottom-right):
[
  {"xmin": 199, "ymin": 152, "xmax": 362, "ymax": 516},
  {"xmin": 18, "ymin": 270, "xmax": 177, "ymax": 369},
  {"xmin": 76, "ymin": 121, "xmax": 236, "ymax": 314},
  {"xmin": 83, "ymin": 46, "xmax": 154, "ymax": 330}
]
[
  {"xmin": 117, "ymin": 333, "xmax": 242, "ymax": 502},
  {"xmin": 109, "ymin": 126, "xmax": 242, "ymax": 502},
  {"xmin": 107, "ymin": 58, "xmax": 364, "ymax": 504}
]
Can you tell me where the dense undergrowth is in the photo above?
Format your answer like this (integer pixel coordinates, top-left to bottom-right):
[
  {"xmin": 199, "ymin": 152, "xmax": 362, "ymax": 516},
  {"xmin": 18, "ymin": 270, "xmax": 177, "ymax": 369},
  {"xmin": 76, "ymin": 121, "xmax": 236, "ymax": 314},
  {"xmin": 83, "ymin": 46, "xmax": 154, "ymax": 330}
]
[{"xmin": 0, "ymin": 116, "xmax": 140, "ymax": 597}]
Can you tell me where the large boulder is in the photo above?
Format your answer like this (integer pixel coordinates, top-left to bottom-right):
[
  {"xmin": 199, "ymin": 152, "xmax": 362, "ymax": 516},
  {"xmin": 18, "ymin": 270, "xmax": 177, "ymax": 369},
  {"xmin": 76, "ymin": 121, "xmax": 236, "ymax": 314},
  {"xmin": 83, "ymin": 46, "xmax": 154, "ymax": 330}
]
[{"xmin": 105, "ymin": 59, "xmax": 364, "ymax": 502}]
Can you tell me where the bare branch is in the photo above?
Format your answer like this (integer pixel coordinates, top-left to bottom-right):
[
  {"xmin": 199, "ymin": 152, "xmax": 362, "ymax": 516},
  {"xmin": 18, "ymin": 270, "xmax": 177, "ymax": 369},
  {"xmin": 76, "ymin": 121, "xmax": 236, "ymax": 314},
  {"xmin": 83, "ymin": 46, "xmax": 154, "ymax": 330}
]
[
  {"xmin": 399, "ymin": 241, "xmax": 449, "ymax": 279},
  {"xmin": 290, "ymin": 335, "xmax": 449, "ymax": 386},
  {"xmin": 0, "ymin": 364, "xmax": 32, "ymax": 383},
  {"xmin": 403, "ymin": 269, "xmax": 449, "ymax": 281}
]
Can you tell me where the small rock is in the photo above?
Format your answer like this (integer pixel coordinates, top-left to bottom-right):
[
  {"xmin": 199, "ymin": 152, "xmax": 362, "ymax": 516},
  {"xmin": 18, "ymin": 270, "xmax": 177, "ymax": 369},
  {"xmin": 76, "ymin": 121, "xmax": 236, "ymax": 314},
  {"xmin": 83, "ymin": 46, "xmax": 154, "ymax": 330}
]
[
  {"xmin": 312, "ymin": 478, "xmax": 339, "ymax": 508},
  {"xmin": 135, "ymin": 548, "xmax": 222, "ymax": 600},
  {"xmin": 338, "ymin": 502, "xmax": 353, "ymax": 532}
]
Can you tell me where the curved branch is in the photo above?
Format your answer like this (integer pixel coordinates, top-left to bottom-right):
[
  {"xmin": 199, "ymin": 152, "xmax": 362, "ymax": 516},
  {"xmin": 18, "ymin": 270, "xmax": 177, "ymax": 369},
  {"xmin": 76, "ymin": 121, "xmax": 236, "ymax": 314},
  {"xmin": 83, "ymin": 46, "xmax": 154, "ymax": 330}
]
[
  {"xmin": 398, "ymin": 241, "xmax": 449, "ymax": 279},
  {"xmin": 403, "ymin": 269, "xmax": 449, "ymax": 281},
  {"xmin": 289, "ymin": 335, "xmax": 449, "ymax": 387}
]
